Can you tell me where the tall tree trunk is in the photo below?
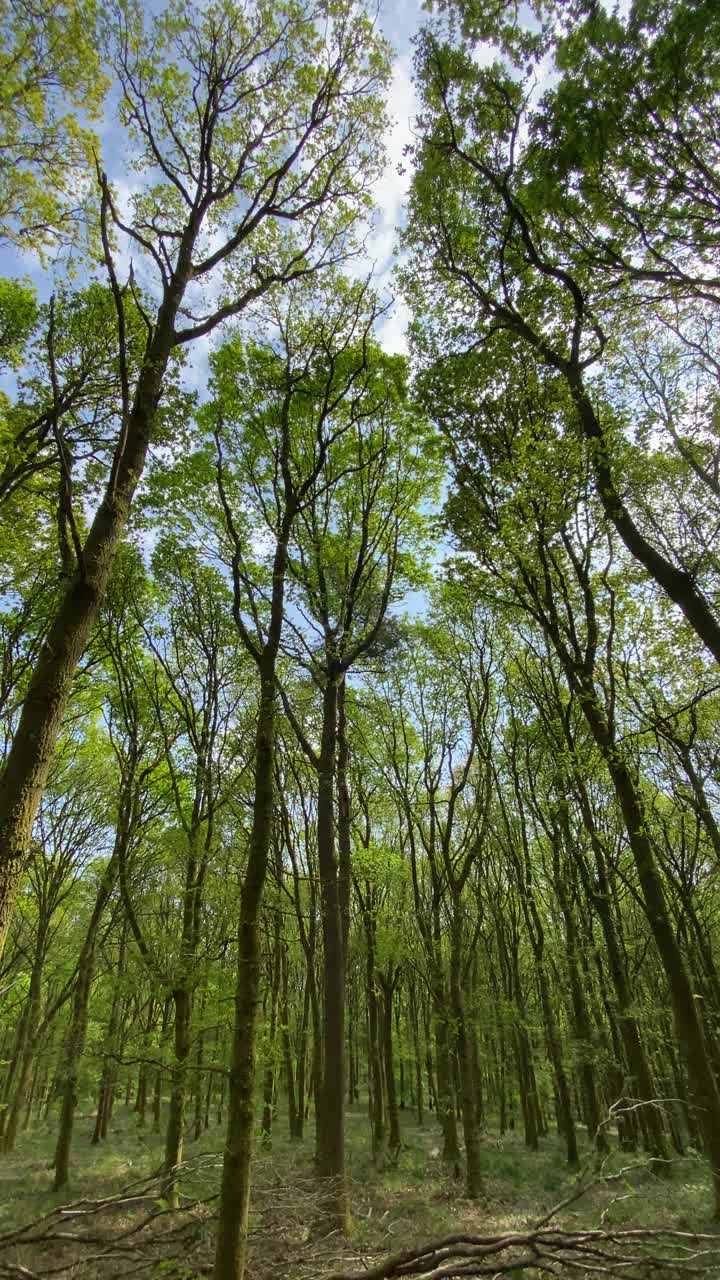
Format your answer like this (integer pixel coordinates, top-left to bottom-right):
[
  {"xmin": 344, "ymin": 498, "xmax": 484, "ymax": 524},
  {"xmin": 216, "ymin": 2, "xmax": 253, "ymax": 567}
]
[
  {"xmin": 92, "ymin": 981, "xmax": 126, "ymax": 1146},
  {"xmin": 190, "ymin": 990, "xmax": 206, "ymax": 1144},
  {"xmin": 336, "ymin": 678, "xmax": 352, "ymax": 963},
  {"xmin": 515, "ymin": 1022, "xmax": 539, "ymax": 1152},
  {"xmin": 136, "ymin": 999, "xmax": 155, "ymax": 1131},
  {"xmin": 294, "ymin": 978, "xmax": 311, "ymax": 1142},
  {"xmin": 605, "ymin": 755, "xmax": 720, "ymax": 1200},
  {"xmin": 314, "ymin": 674, "xmax": 350, "ymax": 1232},
  {"xmin": 362, "ymin": 903, "xmax": 384, "ymax": 1157},
  {"xmin": 23, "ymin": 1052, "xmax": 41, "ymax": 1132},
  {"xmin": 552, "ymin": 857, "xmax": 606, "ymax": 1154},
  {"xmin": 0, "ymin": 1005, "xmax": 30, "ymax": 1139},
  {"xmin": 213, "ymin": 544, "xmax": 288, "ymax": 1280},
  {"xmin": 205, "ymin": 1024, "xmax": 219, "ymax": 1133}
]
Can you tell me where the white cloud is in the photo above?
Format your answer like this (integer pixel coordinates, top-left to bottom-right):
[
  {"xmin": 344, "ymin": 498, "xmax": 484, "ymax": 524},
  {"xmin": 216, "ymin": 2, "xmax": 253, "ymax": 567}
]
[
  {"xmin": 367, "ymin": 53, "xmax": 417, "ymax": 282},
  {"xmin": 357, "ymin": 53, "xmax": 418, "ymax": 354},
  {"xmin": 471, "ymin": 41, "xmax": 501, "ymax": 70},
  {"xmin": 183, "ymin": 330, "xmax": 213, "ymax": 395},
  {"xmin": 378, "ymin": 297, "xmax": 410, "ymax": 355}
]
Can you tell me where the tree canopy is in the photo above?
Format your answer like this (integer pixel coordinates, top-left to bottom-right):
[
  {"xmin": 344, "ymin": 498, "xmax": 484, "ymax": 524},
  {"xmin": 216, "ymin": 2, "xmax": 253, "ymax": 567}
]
[{"xmin": 2, "ymin": 3, "xmax": 720, "ymax": 1279}]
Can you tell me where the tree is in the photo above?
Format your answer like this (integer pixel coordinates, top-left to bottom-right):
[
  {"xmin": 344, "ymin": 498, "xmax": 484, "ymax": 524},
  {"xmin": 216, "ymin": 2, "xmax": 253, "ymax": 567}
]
[
  {"xmin": 0, "ymin": 0, "xmax": 391, "ymax": 961},
  {"xmin": 201, "ymin": 275, "xmax": 391, "ymax": 1280},
  {"xmin": 403, "ymin": 0, "xmax": 720, "ymax": 667},
  {"xmin": 0, "ymin": 0, "xmax": 107, "ymax": 249},
  {"xmin": 438, "ymin": 356, "xmax": 720, "ymax": 1210},
  {"xmin": 277, "ymin": 345, "xmax": 436, "ymax": 1228}
]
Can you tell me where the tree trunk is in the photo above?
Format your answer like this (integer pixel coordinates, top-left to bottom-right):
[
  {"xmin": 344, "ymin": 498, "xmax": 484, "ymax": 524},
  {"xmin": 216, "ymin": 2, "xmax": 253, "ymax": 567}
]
[
  {"xmin": 567, "ymin": 787, "xmax": 668, "ymax": 1161},
  {"xmin": 205, "ymin": 1024, "xmax": 219, "ymax": 1133},
  {"xmin": 378, "ymin": 969, "xmax": 401, "ymax": 1153},
  {"xmin": 153, "ymin": 995, "xmax": 172, "ymax": 1135},
  {"xmin": 448, "ymin": 911, "xmax": 482, "ymax": 1196},
  {"xmin": 336, "ymin": 678, "xmax": 352, "ymax": 963},
  {"xmin": 213, "ymin": 628, "xmax": 285, "ymax": 1280},
  {"xmin": 515, "ymin": 1023, "xmax": 539, "ymax": 1152},
  {"xmin": 294, "ymin": 978, "xmax": 311, "ymax": 1142},
  {"xmin": 552, "ymin": 857, "xmax": 606, "ymax": 1154},
  {"xmin": 261, "ymin": 908, "xmax": 282, "ymax": 1148},
  {"xmin": 363, "ymin": 905, "xmax": 384, "ymax": 1157},
  {"xmin": 281, "ymin": 950, "xmax": 298, "ymax": 1141},
  {"xmin": 314, "ymin": 674, "xmax": 350, "ymax": 1232},
  {"xmin": 409, "ymin": 981, "xmax": 424, "ymax": 1128},
  {"xmin": 537, "ymin": 960, "xmax": 578, "ymax": 1165},
  {"xmin": 433, "ymin": 987, "xmax": 460, "ymax": 1162},
  {"xmin": 163, "ymin": 986, "xmax": 191, "ymax": 1202},
  {"xmin": 23, "ymin": 1052, "xmax": 41, "ymax": 1131},
  {"xmin": 567, "ymin": 679, "xmax": 720, "ymax": 1208},
  {"xmin": 568, "ymin": 371, "xmax": 720, "ymax": 668},
  {"xmin": 91, "ymin": 982, "xmax": 125, "ymax": 1146}
]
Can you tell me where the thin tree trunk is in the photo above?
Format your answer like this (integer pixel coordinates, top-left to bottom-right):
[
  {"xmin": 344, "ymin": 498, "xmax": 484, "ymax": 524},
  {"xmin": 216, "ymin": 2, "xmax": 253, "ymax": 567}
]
[
  {"xmin": 281, "ymin": 950, "xmax": 298, "ymax": 1141},
  {"xmin": 294, "ymin": 978, "xmax": 311, "ymax": 1142},
  {"xmin": 193, "ymin": 989, "xmax": 207, "ymax": 1143},
  {"xmin": 409, "ymin": 981, "xmax": 424, "ymax": 1128},
  {"xmin": 261, "ymin": 907, "xmax": 282, "ymax": 1148},
  {"xmin": 434, "ymin": 989, "xmax": 460, "ymax": 1163},
  {"xmin": 378, "ymin": 969, "xmax": 401, "ymax": 1153},
  {"xmin": 153, "ymin": 995, "xmax": 172, "ymax": 1135},
  {"xmin": 567, "ymin": 786, "xmax": 668, "ymax": 1161}
]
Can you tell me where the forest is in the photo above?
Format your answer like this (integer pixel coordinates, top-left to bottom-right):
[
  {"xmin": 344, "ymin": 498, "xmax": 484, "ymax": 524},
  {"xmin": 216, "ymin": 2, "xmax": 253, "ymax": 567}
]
[{"xmin": 1, "ymin": 0, "xmax": 720, "ymax": 1276}]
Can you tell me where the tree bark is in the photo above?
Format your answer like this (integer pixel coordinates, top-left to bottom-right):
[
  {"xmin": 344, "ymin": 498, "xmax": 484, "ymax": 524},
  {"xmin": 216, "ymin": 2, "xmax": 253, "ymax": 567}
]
[
  {"xmin": 213, "ymin": 470, "xmax": 293, "ymax": 1277},
  {"xmin": 314, "ymin": 674, "xmax": 350, "ymax": 1232}
]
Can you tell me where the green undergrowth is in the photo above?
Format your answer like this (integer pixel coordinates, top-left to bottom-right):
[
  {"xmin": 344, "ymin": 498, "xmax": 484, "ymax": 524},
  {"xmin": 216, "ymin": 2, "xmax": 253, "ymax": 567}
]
[{"xmin": 0, "ymin": 1101, "xmax": 715, "ymax": 1277}]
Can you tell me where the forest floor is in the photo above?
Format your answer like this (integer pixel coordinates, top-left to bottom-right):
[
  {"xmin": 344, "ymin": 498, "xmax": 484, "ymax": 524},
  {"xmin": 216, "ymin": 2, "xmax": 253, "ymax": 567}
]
[{"xmin": 0, "ymin": 1102, "xmax": 717, "ymax": 1278}]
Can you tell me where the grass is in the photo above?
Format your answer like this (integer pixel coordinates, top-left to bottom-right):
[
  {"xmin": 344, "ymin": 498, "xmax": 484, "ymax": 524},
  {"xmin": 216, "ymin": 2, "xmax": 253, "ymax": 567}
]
[{"xmin": 0, "ymin": 1099, "xmax": 716, "ymax": 1277}]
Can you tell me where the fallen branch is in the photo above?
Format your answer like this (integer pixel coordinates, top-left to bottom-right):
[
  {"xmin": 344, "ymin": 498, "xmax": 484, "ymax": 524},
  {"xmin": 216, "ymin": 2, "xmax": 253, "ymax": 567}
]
[
  {"xmin": 325, "ymin": 1225, "xmax": 720, "ymax": 1279},
  {"xmin": 0, "ymin": 1156, "xmax": 221, "ymax": 1280}
]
